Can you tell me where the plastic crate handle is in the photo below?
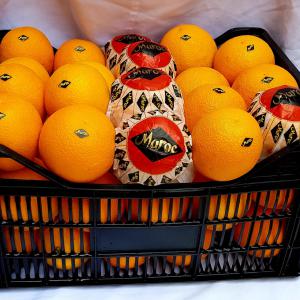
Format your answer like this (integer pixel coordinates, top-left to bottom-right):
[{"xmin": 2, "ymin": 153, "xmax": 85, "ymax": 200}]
[
  {"xmin": 0, "ymin": 144, "xmax": 72, "ymax": 188},
  {"xmin": 241, "ymin": 140, "xmax": 300, "ymax": 181}
]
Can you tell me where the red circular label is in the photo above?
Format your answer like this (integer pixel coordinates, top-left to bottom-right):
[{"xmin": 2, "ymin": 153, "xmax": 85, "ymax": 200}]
[
  {"xmin": 111, "ymin": 34, "xmax": 150, "ymax": 54},
  {"xmin": 120, "ymin": 67, "xmax": 171, "ymax": 91},
  {"xmin": 260, "ymin": 85, "xmax": 300, "ymax": 121},
  {"xmin": 127, "ymin": 41, "xmax": 171, "ymax": 68},
  {"xmin": 127, "ymin": 116, "xmax": 185, "ymax": 175}
]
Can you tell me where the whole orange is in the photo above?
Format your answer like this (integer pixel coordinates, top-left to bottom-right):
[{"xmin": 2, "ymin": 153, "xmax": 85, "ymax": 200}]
[
  {"xmin": 39, "ymin": 104, "xmax": 115, "ymax": 183},
  {"xmin": 0, "ymin": 95, "xmax": 42, "ymax": 171},
  {"xmin": 79, "ymin": 61, "xmax": 115, "ymax": 89},
  {"xmin": 184, "ymin": 84, "xmax": 246, "ymax": 131},
  {"xmin": 0, "ymin": 64, "xmax": 44, "ymax": 116},
  {"xmin": 45, "ymin": 63, "xmax": 109, "ymax": 115},
  {"xmin": 213, "ymin": 35, "xmax": 275, "ymax": 84},
  {"xmin": 232, "ymin": 64, "xmax": 298, "ymax": 106},
  {"xmin": 54, "ymin": 38, "xmax": 105, "ymax": 70},
  {"xmin": 161, "ymin": 24, "xmax": 217, "ymax": 73},
  {"xmin": 192, "ymin": 108, "xmax": 263, "ymax": 181},
  {"xmin": 175, "ymin": 67, "xmax": 229, "ymax": 98},
  {"xmin": 1, "ymin": 56, "xmax": 50, "ymax": 84},
  {"xmin": 0, "ymin": 26, "xmax": 54, "ymax": 73}
]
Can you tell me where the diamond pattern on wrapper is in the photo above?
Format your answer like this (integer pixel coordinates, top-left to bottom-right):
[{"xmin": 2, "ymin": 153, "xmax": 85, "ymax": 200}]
[
  {"xmin": 111, "ymin": 111, "xmax": 193, "ymax": 186},
  {"xmin": 284, "ymin": 124, "xmax": 298, "ymax": 145},
  {"xmin": 106, "ymin": 69, "xmax": 184, "ymax": 128},
  {"xmin": 249, "ymin": 86, "xmax": 300, "ymax": 160}
]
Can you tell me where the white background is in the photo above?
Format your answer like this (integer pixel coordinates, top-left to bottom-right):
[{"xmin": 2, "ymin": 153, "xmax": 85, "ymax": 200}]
[
  {"xmin": 1, "ymin": 278, "xmax": 300, "ymax": 300},
  {"xmin": 1, "ymin": 0, "xmax": 300, "ymax": 298}
]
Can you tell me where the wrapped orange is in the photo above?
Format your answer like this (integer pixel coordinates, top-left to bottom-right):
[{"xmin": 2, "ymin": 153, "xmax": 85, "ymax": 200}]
[
  {"xmin": 117, "ymin": 41, "xmax": 176, "ymax": 78},
  {"xmin": 105, "ymin": 34, "xmax": 150, "ymax": 75},
  {"xmin": 107, "ymin": 67, "xmax": 184, "ymax": 128},
  {"xmin": 113, "ymin": 110, "xmax": 193, "ymax": 185},
  {"xmin": 249, "ymin": 85, "xmax": 300, "ymax": 160}
]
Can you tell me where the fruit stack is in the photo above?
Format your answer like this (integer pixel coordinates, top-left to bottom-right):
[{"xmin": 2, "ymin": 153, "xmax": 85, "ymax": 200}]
[{"xmin": 0, "ymin": 24, "xmax": 299, "ymax": 271}]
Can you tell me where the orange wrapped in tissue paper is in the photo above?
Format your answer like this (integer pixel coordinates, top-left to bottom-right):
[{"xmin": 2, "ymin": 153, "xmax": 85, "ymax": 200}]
[
  {"xmin": 107, "ymin": 67, "xmax": 193, "ymax": 185},
  {"xmin": 116, "ymin": 41, "xmax": 177, "ymax": 78},
  {"xmin": 104, "ymin": 34, "xmax": 150, "ymax": 76},
  {"xmin": 107, "ymin": 67, "xmax": 184, "ymax": 128},
  {"xmin": 249, "ymin": 85, "xmax": 300, "ymax": 160}
]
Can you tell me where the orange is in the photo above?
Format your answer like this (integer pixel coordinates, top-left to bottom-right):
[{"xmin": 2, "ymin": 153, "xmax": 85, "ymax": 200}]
[
  {"xmin": 232, "ymin": 64, "xmax": 298, "ymax": 106},
  {"xmin": 61, "ymin": 197, "xmax": 90, "ymax": 224},
  {"xmin": 207, "ymin": 193, "xmax": 249, "ymax": 230},
  {"xmin": 108, "ymin": 256, "xmax": 145, "ymax": 269},
  {"xmin": 0, "ymin": 158, "xmax": 59, "ymax": 223},
  {"xmin": 213, "ymin": 35, "xmax": 275, "ymax": 84},
  {"xmin": 0, "ymin": 95, "xmax": 42, "ymax": 171},
  {"xmin": 61, "ymin": 193, "xmax": 125, "ymax": 224},
  {"xmin": 3, "ymin": 227, "xmax": 38, "ymax": 253},
  {"xmin": 185, "ymin": 84, "xmax": 246, "ymax": 131},
  {"xmin": 166, "ymin": 255, "xmax": 192, "ymax": 267},
  {"xmin": 40, "ymin": 228, "xmax": 90, "ymax": 270},
  {"xmin": 166, "ymin": 229, "xmax": 213, "ymax": 266},
  {"xmin": 93, "ymin": 172, "xmax": 126, "ymax": 224},
  {"xmin": 45, "ymin": 63, "xmax": 109, "ymax": 115},
  {"xmin": 191, "ymin": 193, "xmax": 250, "ymax": 231},
  {"xmin": 79, "ymin": 61, "xmax": 115, "ymax": 89},
  {"xmin": 0, "ymin": 26, "xmax": 54, "ymax": 73},
  {"xmin": 0, "ymin": 64, "xmax": 44, "ymax": 116},
  {"xmin": 161, "ymin": 24, "xmax": 217, "ymax": 73},
  {"xmin": 1, "ymin": 56, "xmax": 50, "ymax": 84},
  {"xmin": 0, "ymin": 157, "xmax": 46, "ymax": 180},
  {"xmin": 175, "ymin": 67, "xmax": 229, "ymax": 98},
  {"xmin": 130, "ymin": 198, "xmax": 190, "ymax": 223},
  {"xmin": 252, "ymin": 189, "xmax": 294, "ymax": 210},
  {"xmin": 54, "ymin": 39, "xmax": 105, "ymax": 70},
  {"xmin": 39, "ymin": 104, "xmax": 115, "ymax": 183},
  {"xmin": 233, "ymin": 205, "xmax": 285, "ymax": 257},
  {"xmin": 192, "ymin": 108, "xmax": 263, "ymax": 181}
]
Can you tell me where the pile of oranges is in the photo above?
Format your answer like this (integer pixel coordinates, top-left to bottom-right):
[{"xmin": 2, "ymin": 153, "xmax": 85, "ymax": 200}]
[
  {"xmin": 0, "ymin": 25, "xmax": 298, "ymax": 184},
  {"xmin": 0, "ymin": 24, "xmax": 297, "ymax": 270}
]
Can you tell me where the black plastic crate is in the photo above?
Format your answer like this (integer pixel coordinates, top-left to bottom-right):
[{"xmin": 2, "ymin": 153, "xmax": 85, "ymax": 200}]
[{"xmin": 0, "ymin": 27, "xmax": 300, "ymax": 288}]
